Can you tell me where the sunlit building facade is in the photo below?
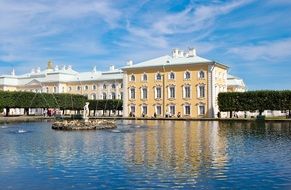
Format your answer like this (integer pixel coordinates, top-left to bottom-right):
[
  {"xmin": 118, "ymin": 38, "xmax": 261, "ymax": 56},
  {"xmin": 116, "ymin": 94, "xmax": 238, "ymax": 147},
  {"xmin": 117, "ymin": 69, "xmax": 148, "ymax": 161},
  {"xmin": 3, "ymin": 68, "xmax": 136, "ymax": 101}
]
[{"xmin": 122, "ymin": 48, "xmax": 229, "ymax": 118}]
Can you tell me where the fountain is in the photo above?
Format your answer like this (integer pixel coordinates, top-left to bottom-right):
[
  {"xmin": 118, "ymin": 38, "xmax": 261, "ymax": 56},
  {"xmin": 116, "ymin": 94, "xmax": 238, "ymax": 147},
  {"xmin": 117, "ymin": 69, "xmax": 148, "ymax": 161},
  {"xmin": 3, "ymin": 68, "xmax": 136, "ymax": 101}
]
[{"xmin": 52, "ymin": 102, "xmax": 116, "ymax": 130}]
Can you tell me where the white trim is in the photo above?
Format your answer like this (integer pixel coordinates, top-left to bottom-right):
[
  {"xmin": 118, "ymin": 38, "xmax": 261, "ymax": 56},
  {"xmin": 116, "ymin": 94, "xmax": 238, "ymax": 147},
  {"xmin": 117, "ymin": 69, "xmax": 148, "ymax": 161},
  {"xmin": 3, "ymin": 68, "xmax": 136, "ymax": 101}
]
[
  {"xmin": 141, "ymin": 86, "xmax": 148, "ymax": 99},
  {"xmin": 155, "ymin": 86, "xmax": 162, "ymax": 99},
  {"xmin": 141, "ymin": 73, "xmax": 147, "ymax": 81},
  {"xmin": 168, "ymin": 85, "xmax": 175, "ymax": 99},
  {"xmin": 168, "ymin": 71, "xmax": 175, "ymax": 80},
  {"xmin": 183, "ymin": 84, "xmax": 191, "ymax": 99},
  {"xmin": 184, "ymin": 70, "xmax": 191, "ymax": 79},
  {"xmin": 184, "ymin": 103, "xmax": 191, "ymax": 115}
]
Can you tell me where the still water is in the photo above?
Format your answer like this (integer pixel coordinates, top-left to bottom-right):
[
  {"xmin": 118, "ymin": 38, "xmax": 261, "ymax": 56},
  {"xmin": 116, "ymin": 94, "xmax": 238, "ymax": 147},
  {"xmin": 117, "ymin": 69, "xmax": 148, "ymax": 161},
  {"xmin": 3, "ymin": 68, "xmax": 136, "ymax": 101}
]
[{"xmin": 0, "ymin": 120, "xmax": 291, "ymax": 189}]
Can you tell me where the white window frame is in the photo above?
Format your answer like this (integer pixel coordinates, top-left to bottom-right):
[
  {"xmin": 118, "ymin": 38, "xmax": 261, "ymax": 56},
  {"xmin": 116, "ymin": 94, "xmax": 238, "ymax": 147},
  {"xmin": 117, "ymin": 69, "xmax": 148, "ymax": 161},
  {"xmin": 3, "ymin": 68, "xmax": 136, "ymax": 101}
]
[
  {"xmin": 184, "ymin": 104, "xmax": 191, "ymax": 115},
  {"xmin": 130, "ymin": 74, "xmax": 135, "ymax": 81},
  {"xmin": 111, "ymin": 92, "xmax": 116, "ymax": 100},
  {"xmin": 184, "ymin": 71, "xmax": 191, "ymax": 79},
  {"xmin": 198, "ymin": 104, "xmax": 205, "ymax": 115},
  {"xmin": 155, "ymin": 105, "xmax": 162, "ymax": 115},
  {"xmin": 102, "ymin": 92, "xmax": 107, "ymax": 100},
  {"xmin": 198, "ymin": 70, "xmax": 205, "ymax": 79},
  {"xmin": 91, "ymin": 93, "xmax": 96, "ymax": 100},
  {"xmin": 183, "ymin": 85, "xmax": 191, "ymax": 99},
  {"xmin": 141, "ymin": 104, "xmax": 148, "ymax": 115},
  {"xmin": 142, "ymin": 73, "xmax": 147, "ymax": 81},
  {"xmin": 129, "ymin": 87, "xmax": 135, "ymax": 99},
  {"xmin": 168, "ymin": 71, "xmax": 175, "ymax": 80},
  {"xmin": 155, "ymin": 86, "xmax": 162, "ymax": 99},
  {"xmin": 197, "ymin": 84, "xmax": 205, "ymax": 98},
  {"xmin": 156, "ymin": 72, "xmax": 162, "ymax": 81},
  {"xmin": 169, "ymin": 104, "xmax": 176, "ymax": 116},
  {"xmin": 130, "ymin": 104, "xmax": 136, "ymax": 114},
  {"xmin": 141, "ymin": 87, "xmax": 148, "ymax": 99},
  {"xmin": 168, "ymin": 85, "xmax": 175, "ymax": 99}
]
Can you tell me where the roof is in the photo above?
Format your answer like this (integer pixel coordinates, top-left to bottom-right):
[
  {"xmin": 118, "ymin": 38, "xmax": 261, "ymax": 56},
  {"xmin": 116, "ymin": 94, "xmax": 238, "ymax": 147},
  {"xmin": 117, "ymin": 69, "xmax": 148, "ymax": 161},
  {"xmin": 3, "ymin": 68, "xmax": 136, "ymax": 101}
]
[
  {"xmin": 0, "ymin": 67, "xmax": 123, "ymax": 86},
  {"xmin": 227, "ymin": 74, "xmax": 246, "ymax": 87},
  {"xmin": 122, "ymin": 54, "xmax": 228, "ymax": 70}
]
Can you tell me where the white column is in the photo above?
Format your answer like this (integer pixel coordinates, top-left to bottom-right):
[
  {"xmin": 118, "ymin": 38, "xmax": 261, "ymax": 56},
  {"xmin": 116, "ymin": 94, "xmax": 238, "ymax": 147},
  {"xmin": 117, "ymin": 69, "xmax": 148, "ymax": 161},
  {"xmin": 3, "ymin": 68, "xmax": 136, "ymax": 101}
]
[
  {"xmin": 208, "ymin": 64, "xmax": 215, "ymax": 118},
  {"xmin": 122, "ymin": 72, "xmax": 128, "ymax": 117}
]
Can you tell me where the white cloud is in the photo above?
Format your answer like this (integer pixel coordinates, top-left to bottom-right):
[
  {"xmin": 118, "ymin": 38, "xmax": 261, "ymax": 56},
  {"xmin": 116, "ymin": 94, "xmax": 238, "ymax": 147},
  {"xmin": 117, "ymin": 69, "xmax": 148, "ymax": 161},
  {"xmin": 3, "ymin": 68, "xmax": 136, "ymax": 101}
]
[
  {"xmin": 227, "ymin": 39, "xmax": 291, "ymax": 61},
  {"xmin": 152, "ymin": 0, "xmax": 252, "ymax": 35}
]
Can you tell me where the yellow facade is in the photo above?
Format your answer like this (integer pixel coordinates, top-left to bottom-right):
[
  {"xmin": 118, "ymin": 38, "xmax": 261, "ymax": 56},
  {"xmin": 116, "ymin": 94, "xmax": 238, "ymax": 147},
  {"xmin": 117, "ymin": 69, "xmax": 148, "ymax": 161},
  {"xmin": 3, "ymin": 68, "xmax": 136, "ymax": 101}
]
[{"xmin": 123, "ymin": 63, "xmax": 227, "ymax": 118}]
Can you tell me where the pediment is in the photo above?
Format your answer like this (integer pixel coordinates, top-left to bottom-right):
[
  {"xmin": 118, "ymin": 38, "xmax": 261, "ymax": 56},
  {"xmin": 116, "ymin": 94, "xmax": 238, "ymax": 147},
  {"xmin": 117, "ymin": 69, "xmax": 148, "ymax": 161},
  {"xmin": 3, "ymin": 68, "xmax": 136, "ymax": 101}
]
[{"xmin": 25, "ymin": 79, "xmax": 42, "ymax": 86}]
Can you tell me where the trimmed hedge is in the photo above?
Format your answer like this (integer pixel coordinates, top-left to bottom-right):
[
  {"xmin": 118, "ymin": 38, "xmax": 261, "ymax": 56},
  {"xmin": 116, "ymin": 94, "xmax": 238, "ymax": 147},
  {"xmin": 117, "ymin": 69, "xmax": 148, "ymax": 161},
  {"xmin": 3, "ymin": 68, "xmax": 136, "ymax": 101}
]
[
  {"xmin": 0, "ymin": 91, "xmax": 86, "ymax": 110},
  {"xmin": 218, "ymin": 90, "xmax": 291, "ymax": 115},
  {"xmin": 0, "ymin": 91, "xmax": 123, "ymax": 116},
  {"xmin": 88, "ymin": 99, "xmax": 123, "ymax": 111}
]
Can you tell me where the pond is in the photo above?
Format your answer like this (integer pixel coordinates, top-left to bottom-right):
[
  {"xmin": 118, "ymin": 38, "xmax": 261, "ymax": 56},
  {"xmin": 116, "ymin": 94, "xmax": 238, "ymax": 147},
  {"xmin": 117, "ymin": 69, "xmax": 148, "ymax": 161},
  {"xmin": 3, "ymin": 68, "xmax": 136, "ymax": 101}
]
[{"xmin": 0, "ymin": 120, "xmax": 291, "ymax": 189}]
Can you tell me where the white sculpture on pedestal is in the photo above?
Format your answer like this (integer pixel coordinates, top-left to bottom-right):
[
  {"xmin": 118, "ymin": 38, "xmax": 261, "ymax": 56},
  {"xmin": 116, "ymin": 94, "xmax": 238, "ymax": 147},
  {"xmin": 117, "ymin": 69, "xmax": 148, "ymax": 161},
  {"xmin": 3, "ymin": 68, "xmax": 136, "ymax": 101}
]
[{"xmin": 83, "ymin": 102, "xmax": 90, "ymax": 122}]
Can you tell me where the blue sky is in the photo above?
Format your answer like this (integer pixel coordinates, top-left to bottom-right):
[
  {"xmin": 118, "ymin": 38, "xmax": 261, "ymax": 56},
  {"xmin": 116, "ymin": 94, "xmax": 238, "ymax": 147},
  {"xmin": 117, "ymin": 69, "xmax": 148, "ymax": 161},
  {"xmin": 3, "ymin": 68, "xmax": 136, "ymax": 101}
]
[{"xmin": 0, "ymin": 0, "xmax": 290, "ymax": 90}]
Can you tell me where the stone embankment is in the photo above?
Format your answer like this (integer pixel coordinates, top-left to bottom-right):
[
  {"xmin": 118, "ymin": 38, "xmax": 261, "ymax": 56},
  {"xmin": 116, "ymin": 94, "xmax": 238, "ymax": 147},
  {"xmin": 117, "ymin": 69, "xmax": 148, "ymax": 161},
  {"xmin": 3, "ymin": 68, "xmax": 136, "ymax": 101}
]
[{"xmin": 52, "ymin": 119, "xmax": 116, "ymax": 130}]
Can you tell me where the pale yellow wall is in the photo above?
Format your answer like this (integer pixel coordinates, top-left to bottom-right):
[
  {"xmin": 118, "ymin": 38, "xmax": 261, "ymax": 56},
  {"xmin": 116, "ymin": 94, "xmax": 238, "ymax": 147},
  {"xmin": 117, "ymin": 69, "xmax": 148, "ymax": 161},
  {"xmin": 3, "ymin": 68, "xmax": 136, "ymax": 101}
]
[{"xmin": 126, "ymin": 64, "xmax": 210, "ymax": 118}]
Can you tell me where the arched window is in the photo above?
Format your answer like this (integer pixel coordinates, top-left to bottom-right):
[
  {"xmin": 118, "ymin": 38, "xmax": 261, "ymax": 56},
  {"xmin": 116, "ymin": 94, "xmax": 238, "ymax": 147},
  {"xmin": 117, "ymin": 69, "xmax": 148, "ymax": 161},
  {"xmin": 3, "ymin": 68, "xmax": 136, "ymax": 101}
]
[
  {"xmin": 93, "ymin": 85, "xmax": 97, "ymax": 90},
  {"xmin": 185, "ymin": 71, "xmax": 191, "ymax": 79},
  {"xmin": 77, "ymin": 86, "xmax": 81, "ymax": 91},
  {"xmin": 103, "ymin": 84, "xmax": 107, "ymax": 89},
  {"xmin": 85, "ymin": 85, "xmax": 89, "ymax": 90},
  {"xmin": 169, "ymin": 72, "xmax": 175, "ymax": 80},
  {"xmin": 130, "ymin": 74, "xmax": 135, "ymax": 81},
  {"xmin": 142, "ymin": 73, "xmax": 147, "ymax": 81},
  {"xmin": 112, "ymin": 84, "xmax": 116, "ymax": 89},
  {"xmin": 199, "ymin": 71, "xmax": 205, "ymax": 79},
  {"xmin": 156, "ymin": 73, "xmax": 162, "ymax": 80}
]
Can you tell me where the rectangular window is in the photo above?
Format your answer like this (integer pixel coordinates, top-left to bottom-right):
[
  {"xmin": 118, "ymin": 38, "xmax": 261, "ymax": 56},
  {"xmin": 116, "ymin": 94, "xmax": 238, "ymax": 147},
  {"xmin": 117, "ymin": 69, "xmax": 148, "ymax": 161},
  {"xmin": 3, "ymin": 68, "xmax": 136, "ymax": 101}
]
[
  {"xmin": 142, "ymin": 88, "xmax": 147, "ymax": 99},
  {"xmin": 185, "ymin": 105, "xmax": 190, "ymax": 115},
  {"xmin": 169, "ymin": 86, "xmax": 175, "ymax": 98},
  {"xmin": 199, "ymin": 105, "xmax": 205, "ymax": 115},
  {"xmin": 156, "ymin": 87, "xmax": 161, "ymax": 99},
  {"xmin": 142, "ymin": 105, "xmax": 147, "ymax": 115},
  {"xmin": 130, "ymin": 105, "xmax": 135, "ymax": 113},
  {"xmin": 170, "ymin": 105, "xmax": 175, "ymax": 115},
  {"xmin": 199, "ymin": 85, "xmax": 205, "ymax": 98},
  {"xmin": 112, "ymin": 93, "xmax": 116, "ymax": 100},
  {"xmin": 184, "ymin": 86, "xmax": 190, "ymax": 98},
  {"xmin": 130, "ymin": 88, "xmax": 135, "ymax": 99},
  {"xmin": 156, "ymin": 105, "xmax": 161, "ymax": 115}
]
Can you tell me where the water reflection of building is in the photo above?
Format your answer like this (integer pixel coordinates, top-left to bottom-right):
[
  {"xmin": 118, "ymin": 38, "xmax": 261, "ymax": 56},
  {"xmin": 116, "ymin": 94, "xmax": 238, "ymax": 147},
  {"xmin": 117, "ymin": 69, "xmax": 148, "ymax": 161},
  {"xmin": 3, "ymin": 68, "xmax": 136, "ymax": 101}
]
[{"xmin": 123, "ymin": 120, "xmax": 229, "ymax": 174}]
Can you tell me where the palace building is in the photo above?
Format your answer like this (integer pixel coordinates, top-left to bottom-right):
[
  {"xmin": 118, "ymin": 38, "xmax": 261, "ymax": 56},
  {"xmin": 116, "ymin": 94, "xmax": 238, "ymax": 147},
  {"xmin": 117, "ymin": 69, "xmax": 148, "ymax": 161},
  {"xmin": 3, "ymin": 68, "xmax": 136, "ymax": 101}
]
[
  {"xmin": 0, "ymin": 61, "xmax": 123, "ymax": 100},
  {"xmin": 122, "ymin": 48, "xmax": 232, "ymax": 118},
  {"xmin": 0, "ymin": 61, "xmax": 123, "ymax": 115},
  {"xmin": 0, "ymin": 48, "xmax": 247, "ymax": 118}
]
